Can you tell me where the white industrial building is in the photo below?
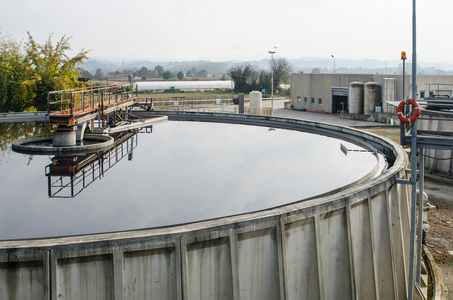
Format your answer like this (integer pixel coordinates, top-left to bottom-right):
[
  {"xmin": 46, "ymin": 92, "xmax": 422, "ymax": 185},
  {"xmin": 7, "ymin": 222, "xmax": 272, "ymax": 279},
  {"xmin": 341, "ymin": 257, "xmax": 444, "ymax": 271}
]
[
  {"xmin": 135, "ymin": 80, "xmax": 234, "ymax": 93},
  {"xmin": 290, "ymin": 73, "xmax": 453, "ymax": 114}
]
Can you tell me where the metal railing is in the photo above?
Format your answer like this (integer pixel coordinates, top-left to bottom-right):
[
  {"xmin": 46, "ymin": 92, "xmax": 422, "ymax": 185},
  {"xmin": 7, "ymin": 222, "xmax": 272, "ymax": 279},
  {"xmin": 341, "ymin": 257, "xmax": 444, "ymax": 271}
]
[
  {"xmin": 140, "ymin": 97, "xmax": 288, "ymax": 114},
  {"xmin": 47, "ymin": 84, "xmax": 137, "ymax": 117}
]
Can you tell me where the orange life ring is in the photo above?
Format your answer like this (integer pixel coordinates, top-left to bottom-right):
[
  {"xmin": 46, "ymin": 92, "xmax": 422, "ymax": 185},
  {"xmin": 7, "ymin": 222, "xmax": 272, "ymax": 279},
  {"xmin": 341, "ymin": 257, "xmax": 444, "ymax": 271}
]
[{"xmin": 396, "ymin": 99, "xmax": 421, "ymax": 123}]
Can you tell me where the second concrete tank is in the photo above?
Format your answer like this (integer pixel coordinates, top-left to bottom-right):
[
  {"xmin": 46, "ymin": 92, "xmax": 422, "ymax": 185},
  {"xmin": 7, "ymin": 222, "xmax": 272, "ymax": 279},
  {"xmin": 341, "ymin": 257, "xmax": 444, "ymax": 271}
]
[
  {"xmin": 364, "ymin": 82, "xmax": 381, "ymax": 114},
  {"xmin": 383, "ymin": 78, "xmax": 396, "ymax": 113},
  {"xmin": 348, "ymin": 81, "xmax": 364, "ymax": 114},
  {"xmin": 249, "ymin": 91, "xmax": 262, "ymax": 115}
]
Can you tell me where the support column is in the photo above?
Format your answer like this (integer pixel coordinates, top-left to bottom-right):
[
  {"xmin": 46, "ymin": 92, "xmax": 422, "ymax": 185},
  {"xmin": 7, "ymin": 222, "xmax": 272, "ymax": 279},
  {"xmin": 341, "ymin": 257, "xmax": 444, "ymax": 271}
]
[
  {"xmin": 76, "ymin": 122, "xmax": 87, "ymax": 141},
  {"xmin": 53, "ymin": 126, "xmax": 77, "ymax": 146}
]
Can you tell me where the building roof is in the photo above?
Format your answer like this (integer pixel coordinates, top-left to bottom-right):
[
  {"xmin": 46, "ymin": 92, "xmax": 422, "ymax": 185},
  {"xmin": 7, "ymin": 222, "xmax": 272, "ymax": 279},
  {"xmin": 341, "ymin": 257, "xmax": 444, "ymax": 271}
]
[
  {"xmin": 135, "ymin": 80, "xmax": 234, "ymax": 91},
  {"xmin": 78, "ymin": 71, "xmax": 94, "ymax": 81}
]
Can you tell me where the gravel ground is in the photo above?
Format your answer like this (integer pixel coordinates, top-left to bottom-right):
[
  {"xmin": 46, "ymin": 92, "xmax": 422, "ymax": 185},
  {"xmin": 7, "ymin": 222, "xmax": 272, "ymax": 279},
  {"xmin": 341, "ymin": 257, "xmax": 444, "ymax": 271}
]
[{"xmin": 423, "ymin": 175, "xmax": 453, "ymax": 299}]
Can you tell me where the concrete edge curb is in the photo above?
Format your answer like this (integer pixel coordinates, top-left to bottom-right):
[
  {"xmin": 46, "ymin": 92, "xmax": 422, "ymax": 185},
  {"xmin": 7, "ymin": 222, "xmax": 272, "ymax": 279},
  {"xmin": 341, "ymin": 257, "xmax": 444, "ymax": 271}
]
[{"xmin": 423, "ymin": 244, "xmax": 445, "ymax": 299}]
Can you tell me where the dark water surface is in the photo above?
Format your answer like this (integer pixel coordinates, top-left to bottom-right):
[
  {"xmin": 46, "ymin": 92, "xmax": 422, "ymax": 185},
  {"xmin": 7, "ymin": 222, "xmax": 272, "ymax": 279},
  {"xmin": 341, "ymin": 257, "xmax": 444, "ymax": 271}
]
[{"xmin": 0, "ymin": 120, "xmax": 381, "ymax": 240}]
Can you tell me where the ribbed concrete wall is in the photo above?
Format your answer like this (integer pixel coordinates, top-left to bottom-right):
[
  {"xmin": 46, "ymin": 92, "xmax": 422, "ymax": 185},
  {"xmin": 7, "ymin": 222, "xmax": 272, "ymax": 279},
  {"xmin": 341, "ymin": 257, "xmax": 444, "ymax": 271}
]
[
  {"xmin": 0, "ymin": 112, "xmax": 413, "ymax": 300},
  {"xmin": 417, "ymin": 109, "xmax": 453, "ymax": 177}
]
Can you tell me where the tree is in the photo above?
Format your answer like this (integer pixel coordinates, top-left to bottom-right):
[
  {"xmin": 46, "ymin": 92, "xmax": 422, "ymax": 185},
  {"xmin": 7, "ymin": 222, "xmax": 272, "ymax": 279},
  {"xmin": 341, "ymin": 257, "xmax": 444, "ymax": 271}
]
[
  {"xmin": 95, "ymin": 68, "xmax": 104, "ymax": 80},
  {"xmin": 25, "ymin": 32, "xmax": 89, "ymax": 110},
  {"xmin": 258, "ymin": 70, "xmax": 272, "ymax": 93},
  {"xmin": 138, "ymin": 66, "xmax": 148, "ymax": 78},
  {"xmin": 162, "ymin": 70, "xmax": 173, "ymax": 80},
  {"xmin": 187, "ymin": 67, "xmax": 197, "ymax": 77},
  {"xmin": 228, "ymin": 64, "xmax": 258, "ymax": 93},
  {"xmin": 0, "ymin": 34, "xmax": 34, "ymax": 112},
  {"xmin": 311, "ymin": 68, "xmax": 321, "ymax": 74},
  {"xmin": 155, "ymin": 65, "xmax": 164, "ymax": 77},
  {"xmin": 196, "ymin": 69, "xmax": 208, "ymax": 78},
  {"xmin": 0, "ymin": 69, "xmax": 7, "ymax": 112},
  {"xmin": 177, "ymin": 71, "xmax": 184, "ymax": 80},
  {"xmin": 271, "ymin": 57, "xmax": 292, "ymax": 92}
]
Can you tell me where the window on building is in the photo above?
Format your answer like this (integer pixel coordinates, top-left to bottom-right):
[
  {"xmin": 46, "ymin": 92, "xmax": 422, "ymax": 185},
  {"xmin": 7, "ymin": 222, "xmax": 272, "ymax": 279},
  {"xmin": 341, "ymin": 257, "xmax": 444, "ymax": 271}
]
[
  {"xmin": 318, "ymin": 98, "xmax": 323, "ymax": 106},
  {"xmin": 420, "ymin": 91, "xmax": 425, "ymax": 99},
  {"xmin": 311, "ymin": 97, "xmax": 315, "ymax": 104},
  {"xmin": 297, "ymin": 96, "xmax": 301, "ymax": 103},
  {"xmin": 304, "ymin": 97, "xmax": 308, "ymax": 103}
]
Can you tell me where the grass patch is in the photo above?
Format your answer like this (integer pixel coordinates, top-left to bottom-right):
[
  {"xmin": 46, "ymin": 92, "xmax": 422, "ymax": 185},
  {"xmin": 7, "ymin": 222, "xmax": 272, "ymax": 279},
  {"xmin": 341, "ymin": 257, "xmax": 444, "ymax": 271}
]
[{"xmin": 362, "ymin": 127, "xmax": 401, "ymax": 144}]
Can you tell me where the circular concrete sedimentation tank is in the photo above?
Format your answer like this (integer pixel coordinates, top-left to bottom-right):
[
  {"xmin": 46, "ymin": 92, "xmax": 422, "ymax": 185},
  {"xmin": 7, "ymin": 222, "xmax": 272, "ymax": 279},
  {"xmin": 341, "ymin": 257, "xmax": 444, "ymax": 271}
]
[
  {"xmin": 0, "ymin": 112, "xmax": 411, "ymax": 300},
  {"xmin": 364, "ymin": 81, "xmax": 382, "ymax": 114},
  {"xmin": 348, "ymin": 81, "xmax": 364, "ymax": 114}
]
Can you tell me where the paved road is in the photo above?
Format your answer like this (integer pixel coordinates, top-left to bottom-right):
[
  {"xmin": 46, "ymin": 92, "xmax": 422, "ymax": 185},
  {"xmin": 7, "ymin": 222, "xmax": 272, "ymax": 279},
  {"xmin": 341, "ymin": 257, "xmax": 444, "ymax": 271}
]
[{"xmin": 273, "ymin": 108, "xmax": 383, "ymax": 128}]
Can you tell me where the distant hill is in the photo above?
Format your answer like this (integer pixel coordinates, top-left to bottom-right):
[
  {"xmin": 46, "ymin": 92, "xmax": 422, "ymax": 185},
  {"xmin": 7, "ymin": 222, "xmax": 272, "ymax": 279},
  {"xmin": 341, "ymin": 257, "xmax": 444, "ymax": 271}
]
[{"xmin": 80, "ymin": 57, "xmax": 453, "ymax": 76}]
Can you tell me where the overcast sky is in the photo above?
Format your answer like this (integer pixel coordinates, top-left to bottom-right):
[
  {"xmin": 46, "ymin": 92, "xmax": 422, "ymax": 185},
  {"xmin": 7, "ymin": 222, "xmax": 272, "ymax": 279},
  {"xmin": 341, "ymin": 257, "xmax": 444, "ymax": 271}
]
[{"xmin": 1, "ymin": 0, "xmax": 452, "ymax": 64}]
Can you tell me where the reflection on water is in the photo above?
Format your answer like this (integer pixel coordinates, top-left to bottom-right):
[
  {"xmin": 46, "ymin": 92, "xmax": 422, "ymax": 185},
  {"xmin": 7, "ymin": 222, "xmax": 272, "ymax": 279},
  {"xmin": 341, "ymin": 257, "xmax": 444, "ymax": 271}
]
[
  {"xmin": 0, "ymin": 122, "xmax": 53, "ymax": 166},
  {"xmin": 0, "ymin": 120, "xmax": 380, "ymax": 240},
  {"xmin": 46, "ymin": 131, "xmax": 139, "ymax": 198}
]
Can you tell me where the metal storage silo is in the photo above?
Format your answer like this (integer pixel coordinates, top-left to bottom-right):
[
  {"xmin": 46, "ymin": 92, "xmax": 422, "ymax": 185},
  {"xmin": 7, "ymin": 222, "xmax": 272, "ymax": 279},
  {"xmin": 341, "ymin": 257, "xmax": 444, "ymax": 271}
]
[
  {"xmin": 348, "ymin": 81, "xmax": 364, "ymax": 114},
  {"xmin": 249, "ymin": 91, "xmax": 262, "ymax": 115},
  {"xmin": 364, "ymin": 82, "xmax": 381, "ymax": 114},
  {"xmin": 383, "ymin": 78, "xmax": 396, "ymax": 113}
]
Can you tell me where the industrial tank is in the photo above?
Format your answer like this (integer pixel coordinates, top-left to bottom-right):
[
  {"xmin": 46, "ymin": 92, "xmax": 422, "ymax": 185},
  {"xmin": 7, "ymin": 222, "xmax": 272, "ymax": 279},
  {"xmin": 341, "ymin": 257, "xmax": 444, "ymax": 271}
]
[
  {"xmin": 383, "ymin": 78, "xmax": 397, "ymax": 113},
  {"xmin": 0, "ymin": 112, "xmax": 412, "ymax": 300},
  {"xmin": 364, "ymin": 82, "xmax": 381, "ymax": 114},
  {"xmin": 417, "ymin": 110, "xmax": 453, "ymax": 177},
  {"xmin": 348, "ymin": 81, "xmax": 364, "ymax": 114},
  {"xmin": 249, "ymin": 91, "xmax": 262, "ymax": 114}
]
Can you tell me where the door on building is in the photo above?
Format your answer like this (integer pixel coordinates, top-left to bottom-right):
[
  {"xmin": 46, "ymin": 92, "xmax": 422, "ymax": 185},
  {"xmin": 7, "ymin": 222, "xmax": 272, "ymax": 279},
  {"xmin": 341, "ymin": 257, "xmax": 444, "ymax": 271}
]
[{"xmin": 331, "ymin": 87, "xmax": 348, "ymax": 114}]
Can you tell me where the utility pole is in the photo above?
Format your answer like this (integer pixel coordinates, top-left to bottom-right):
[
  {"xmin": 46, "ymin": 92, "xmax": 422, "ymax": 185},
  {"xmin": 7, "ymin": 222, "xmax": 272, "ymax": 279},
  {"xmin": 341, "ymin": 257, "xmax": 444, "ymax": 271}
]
[
  {"xmin": 408, "ymin": 0, "xmax": 418, "ymax": 299},
  {"xmin": 268, "ymin": 49, "xmax": 276, "ymax": 114},
  {"xmin": 331, "ymin": 54, "xmax": 336, "ymax": 73}
]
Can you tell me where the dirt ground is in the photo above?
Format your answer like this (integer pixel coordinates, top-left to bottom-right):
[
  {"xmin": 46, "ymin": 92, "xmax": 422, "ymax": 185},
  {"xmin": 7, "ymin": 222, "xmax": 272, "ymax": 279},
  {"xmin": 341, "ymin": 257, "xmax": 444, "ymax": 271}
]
[{"xmin": 424, "ymin": 175, "xmax": 453, "ymax": 299}]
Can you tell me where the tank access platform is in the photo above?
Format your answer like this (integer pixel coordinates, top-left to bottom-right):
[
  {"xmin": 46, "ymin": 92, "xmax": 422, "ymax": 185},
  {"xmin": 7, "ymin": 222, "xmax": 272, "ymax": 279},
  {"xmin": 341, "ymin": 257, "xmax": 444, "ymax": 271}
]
[{"xmin": 47, "ymin": 81, "xmax": 166, "ymax": 146}]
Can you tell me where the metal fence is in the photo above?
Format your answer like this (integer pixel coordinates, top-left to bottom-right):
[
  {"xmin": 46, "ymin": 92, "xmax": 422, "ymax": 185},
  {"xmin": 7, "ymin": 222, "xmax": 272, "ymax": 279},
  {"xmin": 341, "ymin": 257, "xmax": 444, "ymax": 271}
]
[{"xmin": 141, "ymin": 97, "xmax": 288, "ymax": 116}]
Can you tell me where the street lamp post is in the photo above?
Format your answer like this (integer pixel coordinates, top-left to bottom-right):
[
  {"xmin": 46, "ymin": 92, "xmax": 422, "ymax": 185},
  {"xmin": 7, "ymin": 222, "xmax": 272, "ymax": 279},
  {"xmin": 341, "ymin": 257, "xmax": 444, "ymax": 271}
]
[
  {"xmin": 331, "ymin": 55, "xmax": 336, "ymax": 73},
  {"xmin": 269, "ymin": 50, "xmax": 276, "ymax": 113},
  {"xmin": 401, "ymin": 51, "xmax": 407, "ymax": 100},
  {"xmin": 400, "ymin": 51, "xmax": 407, "ymax": 145}
]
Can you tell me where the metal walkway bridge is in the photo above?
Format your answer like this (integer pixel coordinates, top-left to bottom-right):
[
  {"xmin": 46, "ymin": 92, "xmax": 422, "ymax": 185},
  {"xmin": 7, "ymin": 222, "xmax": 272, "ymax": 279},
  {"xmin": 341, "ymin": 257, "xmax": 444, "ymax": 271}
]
[{"xmin": 47, "ymin": 83, "xmax": 138, "ymax": 127}]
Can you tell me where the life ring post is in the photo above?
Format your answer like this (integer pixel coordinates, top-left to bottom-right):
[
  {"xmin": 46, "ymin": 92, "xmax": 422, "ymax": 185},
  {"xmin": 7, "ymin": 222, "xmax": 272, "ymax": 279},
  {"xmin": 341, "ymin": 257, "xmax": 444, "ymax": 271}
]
[{"xmin": 396, "ymin": 99, "xmax": 421, "ymax": 124}]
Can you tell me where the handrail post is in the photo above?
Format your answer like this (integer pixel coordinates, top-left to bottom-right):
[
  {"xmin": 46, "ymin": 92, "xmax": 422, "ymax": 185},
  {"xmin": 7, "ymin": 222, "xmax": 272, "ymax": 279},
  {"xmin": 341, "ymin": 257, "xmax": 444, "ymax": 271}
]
[
  {"xmin": 108, "ymin": 86, "xmax": 111, "ymax": 105},
  {"xmin": 70, "ymin": 92, "xmax": 74, "ymax": 115},
  {"xmin": 100, "ymin": 89, "xmax": 104, "ymax": 127},
  {"xmin": 47, "ymin": 93, "xmax": 51, "ymax": 115},
  {"xmin": 82, "ymin": 90, "xmax": 85, "ymax": 112}
]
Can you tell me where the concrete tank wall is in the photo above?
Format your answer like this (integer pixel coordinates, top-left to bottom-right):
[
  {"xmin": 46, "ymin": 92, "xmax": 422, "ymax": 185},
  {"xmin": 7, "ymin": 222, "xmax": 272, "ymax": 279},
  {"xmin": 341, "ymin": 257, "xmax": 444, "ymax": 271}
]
[
  {"xmin": 0, "ymin": 112, "xmax": 413, "ymax": 300},
  {"xmin": 417, "ymin": 110, "xmax": 453, "ymax": 177},
  {"xmin": 348, "ymin": 81, "xmax": 364, "ymax": 114},
  {"xmin": 364, "ymin": 82, "xmax": 382, "ymax": 114}
]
